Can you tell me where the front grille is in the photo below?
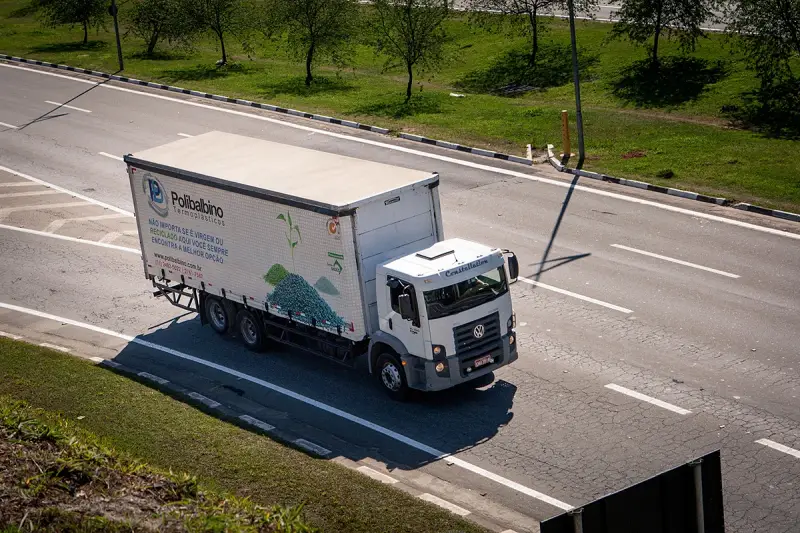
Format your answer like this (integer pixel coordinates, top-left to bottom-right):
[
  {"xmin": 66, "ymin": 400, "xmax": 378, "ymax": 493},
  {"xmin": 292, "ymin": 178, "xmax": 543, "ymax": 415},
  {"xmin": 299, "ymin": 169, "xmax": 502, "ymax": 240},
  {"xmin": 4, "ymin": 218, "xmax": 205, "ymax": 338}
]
[{"xmin": 453, "ymin": 312, "xmax": 502, "ymax": 360}]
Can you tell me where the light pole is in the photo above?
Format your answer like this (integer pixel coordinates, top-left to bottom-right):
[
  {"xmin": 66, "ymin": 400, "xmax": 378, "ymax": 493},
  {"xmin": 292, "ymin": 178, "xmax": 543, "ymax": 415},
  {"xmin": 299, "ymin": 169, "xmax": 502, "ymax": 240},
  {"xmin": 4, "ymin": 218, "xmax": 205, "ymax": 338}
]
[
  {"xmin": 109, "ymin": 0, "xmax": 124, "ymax": 71},
  {"xmin": 566, "ymin": 0, "xmax": 585, "ymax": 169}
]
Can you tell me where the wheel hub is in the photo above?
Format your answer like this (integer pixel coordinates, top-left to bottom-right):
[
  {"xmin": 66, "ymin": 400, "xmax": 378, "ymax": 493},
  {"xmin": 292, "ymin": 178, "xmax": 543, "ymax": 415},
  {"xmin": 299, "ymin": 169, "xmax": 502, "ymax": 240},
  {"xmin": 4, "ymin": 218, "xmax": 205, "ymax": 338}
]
[
  {"xmin": 241, "ymin": 316, "xmax": 258, "ymax": 344},
  {"xmin": 381, "ymin": 362, "xmax": 402, "ymax": 392},
  {"xmin": 209, "ymin": 301, "xmax": 226, "ymax": 330}
]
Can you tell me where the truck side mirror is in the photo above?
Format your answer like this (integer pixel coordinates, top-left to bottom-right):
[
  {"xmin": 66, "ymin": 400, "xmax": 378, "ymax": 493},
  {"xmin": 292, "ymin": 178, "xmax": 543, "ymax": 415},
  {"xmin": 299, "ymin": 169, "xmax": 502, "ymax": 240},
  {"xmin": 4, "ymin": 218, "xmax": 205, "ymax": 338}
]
[
  {"xmin": 507, "ymin": 253, "xmax": 519, "ymax": 282},
  {"xmin": 398, "ymin": 293, "xmax": 414, "ymax": 321}
]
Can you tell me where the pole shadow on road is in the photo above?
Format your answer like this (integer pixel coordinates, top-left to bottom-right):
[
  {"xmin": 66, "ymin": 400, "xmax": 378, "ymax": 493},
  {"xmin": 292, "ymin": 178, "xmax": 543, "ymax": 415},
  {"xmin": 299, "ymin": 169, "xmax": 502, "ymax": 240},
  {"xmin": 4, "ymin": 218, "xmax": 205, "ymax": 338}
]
[
  {"xmin": 110, "ymin": 314, "xmax": 517, "ymax": 470},
  {"xmin": 535, "ymin": 173, "xmax": 582, "ymax": 282}
]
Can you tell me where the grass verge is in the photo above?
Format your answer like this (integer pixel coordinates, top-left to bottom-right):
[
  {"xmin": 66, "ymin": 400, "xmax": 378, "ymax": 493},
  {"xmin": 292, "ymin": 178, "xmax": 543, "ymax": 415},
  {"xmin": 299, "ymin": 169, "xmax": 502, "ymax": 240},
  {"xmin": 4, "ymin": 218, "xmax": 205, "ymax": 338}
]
[
  {"xmin": 1, "ymin": 1, "xmax": 798, "ymax": 211},
  {"xmin": 0, "ymin": 338, "xmax": 486, "ymax": 533}
]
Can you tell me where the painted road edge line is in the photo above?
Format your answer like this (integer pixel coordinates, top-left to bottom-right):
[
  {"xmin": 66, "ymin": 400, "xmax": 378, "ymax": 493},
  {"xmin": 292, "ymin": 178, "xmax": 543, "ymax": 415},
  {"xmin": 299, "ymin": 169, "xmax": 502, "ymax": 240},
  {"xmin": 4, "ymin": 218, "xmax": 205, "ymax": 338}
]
[
  {"xmin": 605, "ymin": 384, "xmax": 692, "ymax": 415},
  {"xmin": 177, "ymin": 133, "xmax": 194, "ymax": 137},
  {"xmin": 39, "ymin": 342, "xmax": 70, "ymax": 352},
  {"xmin": 611, "ymin": 244, "xmax": 740, "ymax": 279},
  {"xmin": 755, "ymin": 438, "xmax": 800, "ymax": 460},
  {"xmin": 4, "ymin": 61, "xmax": 798, "ymax": 241},
  {"xmin": 44, "ymin": 100, "xmax": 91, "ymax": 113},
  {"xmin": 518, "ymin": 276, "xmax": 633, "ymax": 314},
  {"xmin": 98, "ymin": 151, "xmax": 123, "ymax": 162},
  {"xmin": 0, "ymin": 121, "xmax": 18, "ymax": 129},
  {"xmin": 0, "ymin": 331, "xmax": 23, "ymax": 340},
  {"xmin": 419, "ymin": 493, "xmax": 471, "ymax": 516},
  {"xmin": 733, "ymin": 203, "xmax": 800, "ymax": 223},
  {"xmin": 0, "ymin": 223, "xmax": 140, "ymax": 254},
  {"xmin": 357, "ymin": 465, "xmax": 399, "ymax": 484},
  {"xmin": 0, "ymin": 300, "xmax": 574, "ymax": 512},
  {"xmin": 0, "ymin": 164, "xmax": 134, "ymax": 217}
]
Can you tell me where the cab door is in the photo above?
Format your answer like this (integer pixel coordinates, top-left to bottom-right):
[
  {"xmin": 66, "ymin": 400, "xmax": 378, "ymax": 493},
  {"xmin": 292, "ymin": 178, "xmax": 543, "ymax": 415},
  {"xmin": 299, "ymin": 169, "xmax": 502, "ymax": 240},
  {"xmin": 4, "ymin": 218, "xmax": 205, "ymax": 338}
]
[{"xmin": 383, "ymin": 276, "xmax": 426, "ymax": 358}]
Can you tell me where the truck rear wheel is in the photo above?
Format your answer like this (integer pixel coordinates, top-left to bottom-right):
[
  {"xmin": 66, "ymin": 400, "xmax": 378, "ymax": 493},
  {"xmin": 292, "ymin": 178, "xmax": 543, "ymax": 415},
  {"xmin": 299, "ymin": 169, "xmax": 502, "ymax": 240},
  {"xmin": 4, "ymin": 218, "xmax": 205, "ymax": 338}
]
[
  {"xmin": 376, "ymin": 352, "xmax": 409, "ymax": 401},
  {"xmin": 236, "ymin": 309, "xmax": 265, "ymax": 352},
  {"xmin": 204, "ymin": 296, "xmax": 232, "ymax": 335}
]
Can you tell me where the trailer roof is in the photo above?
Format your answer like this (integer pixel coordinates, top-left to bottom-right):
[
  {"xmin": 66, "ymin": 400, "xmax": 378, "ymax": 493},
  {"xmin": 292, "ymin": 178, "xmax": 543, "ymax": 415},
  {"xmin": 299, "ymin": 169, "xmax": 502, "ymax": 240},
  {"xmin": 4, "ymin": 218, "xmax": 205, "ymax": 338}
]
[{"xmin": 124, "ymin": 131, "xmax": 438, "ymax": 215}]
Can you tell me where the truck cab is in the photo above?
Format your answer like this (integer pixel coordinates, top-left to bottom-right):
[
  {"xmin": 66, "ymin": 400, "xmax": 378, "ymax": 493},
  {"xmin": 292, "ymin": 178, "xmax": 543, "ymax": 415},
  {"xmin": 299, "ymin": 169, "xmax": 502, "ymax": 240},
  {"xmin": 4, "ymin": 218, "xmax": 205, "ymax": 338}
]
[{"xmin": 371, "ymin": 238, "xmax": 519, "ymax": 399}]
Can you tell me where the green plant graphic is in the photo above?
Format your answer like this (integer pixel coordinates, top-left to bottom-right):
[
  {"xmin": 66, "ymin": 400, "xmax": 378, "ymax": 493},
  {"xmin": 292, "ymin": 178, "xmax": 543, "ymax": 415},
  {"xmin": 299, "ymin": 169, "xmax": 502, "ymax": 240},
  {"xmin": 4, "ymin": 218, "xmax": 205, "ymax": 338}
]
[{"xmin": 277, "ymin": 212, "xmax": 302, "ymax": 270}]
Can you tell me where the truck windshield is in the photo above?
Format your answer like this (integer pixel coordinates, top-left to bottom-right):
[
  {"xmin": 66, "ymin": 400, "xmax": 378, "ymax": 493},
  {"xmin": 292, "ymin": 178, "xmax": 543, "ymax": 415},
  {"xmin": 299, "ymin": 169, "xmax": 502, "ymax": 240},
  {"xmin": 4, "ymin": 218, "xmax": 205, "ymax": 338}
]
[{"xmin": 424, "ymin": 267, "xmax": 508, "ymax": 320}]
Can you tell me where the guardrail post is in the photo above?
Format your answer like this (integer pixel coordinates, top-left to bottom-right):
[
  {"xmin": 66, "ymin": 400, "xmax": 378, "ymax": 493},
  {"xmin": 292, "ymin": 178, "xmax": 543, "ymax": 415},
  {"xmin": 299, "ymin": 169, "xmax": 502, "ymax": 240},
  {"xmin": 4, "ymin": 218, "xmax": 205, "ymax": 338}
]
[
  {"xmin": 690, "ymin": 458, "xmax": 705, "ymax": 533},
  {"xmin": 568, "ymin": 507, "xmax": 584, "ymax": 533}
]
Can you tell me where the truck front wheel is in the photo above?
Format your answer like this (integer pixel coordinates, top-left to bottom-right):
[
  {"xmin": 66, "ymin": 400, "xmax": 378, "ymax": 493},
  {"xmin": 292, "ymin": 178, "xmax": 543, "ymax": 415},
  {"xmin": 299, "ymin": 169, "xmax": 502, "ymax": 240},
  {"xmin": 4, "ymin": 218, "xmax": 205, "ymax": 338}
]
[
  {"xmin": 236, "ymin": 309, "xmax": 265, "ymax": 352},
  {"xmin": 376, "ymin": 353, "xmax": 409, "ymax": 401},
  {"xmin": 204, "ymin": 296, "xmax": 231, "ymax": 335}
]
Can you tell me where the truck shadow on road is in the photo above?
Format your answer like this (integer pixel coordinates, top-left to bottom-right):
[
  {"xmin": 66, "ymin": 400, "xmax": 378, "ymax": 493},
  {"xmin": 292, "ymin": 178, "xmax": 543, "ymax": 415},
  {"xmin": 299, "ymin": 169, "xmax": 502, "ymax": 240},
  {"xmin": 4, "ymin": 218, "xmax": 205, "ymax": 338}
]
[{"xmin": 110, "ymin": 314, "xmax": 517, "ymax": 471}]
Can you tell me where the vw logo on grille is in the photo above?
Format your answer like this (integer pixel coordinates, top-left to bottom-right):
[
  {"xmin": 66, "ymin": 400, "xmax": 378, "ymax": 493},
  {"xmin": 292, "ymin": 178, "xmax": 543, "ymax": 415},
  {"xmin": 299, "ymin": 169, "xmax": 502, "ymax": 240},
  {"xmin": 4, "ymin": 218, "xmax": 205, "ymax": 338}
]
[{"xmin": 473, "ymin": 324, "xmax": 485, "ymax": 339}]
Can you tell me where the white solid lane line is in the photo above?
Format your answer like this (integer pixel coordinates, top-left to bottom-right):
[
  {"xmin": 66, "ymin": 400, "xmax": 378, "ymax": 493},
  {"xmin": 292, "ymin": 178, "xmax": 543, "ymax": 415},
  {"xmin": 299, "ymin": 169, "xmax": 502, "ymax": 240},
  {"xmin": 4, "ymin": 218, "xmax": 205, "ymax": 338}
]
[
  {"xmin": 0, "ymin": 300, "xmax": 574, "ymax": 512},
  {"xmin": 518, "ymin": 276, "xmax": 633, "ymax": 314},
  {"xmin": 611, "ymin": 244, "xmax": 740, "ymax": 279},
  {"xmin": 177, "ymin": 133, "xmax": 193, "ymax": 137},
  {"xmin": 45, "ymin": 100, "xmax": 91, "ymax": 113},
  {"xmin": 0, "ymin": 190, "xmax": 63, "ymax": 199},
  {"xmin": 755, "ymin": 439, "xmax": 800, "ymax": 460},
  {"xmin": 0, "ymin": 182, "xmax": 40, "ymax": 187},
  {"xmin": 0, "ymin": 165, "xmax": 134, "ymax": 217},
  {"xmin": 98, "ymin": 152, "xmax": 123, "ymax": 161},
  {"xmin": 0, "ymin": 223, "xmax": 140, "ymax": 254},
  {"xmin": 419, "ymin": 493, "xmax": 471, "ymax": 516},
  {"xmin": 605, "ymin": 384, "xmax": 692, "ymax": 415},
  {"xmin": 4, "ymin": 63, "xmax": 797, "ymax": 241},
  {"xmin": 0, "ymin": 121, "xmax": 18, "ymax": 129}
]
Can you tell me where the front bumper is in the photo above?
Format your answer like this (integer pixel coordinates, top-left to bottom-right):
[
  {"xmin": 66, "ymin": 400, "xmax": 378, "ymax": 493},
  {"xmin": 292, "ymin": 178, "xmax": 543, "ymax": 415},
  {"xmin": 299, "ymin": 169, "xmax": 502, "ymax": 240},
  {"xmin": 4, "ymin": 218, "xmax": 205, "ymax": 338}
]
[{"xmin": 402, "ymin": 332, "xmax": 518, "ymax": 392}]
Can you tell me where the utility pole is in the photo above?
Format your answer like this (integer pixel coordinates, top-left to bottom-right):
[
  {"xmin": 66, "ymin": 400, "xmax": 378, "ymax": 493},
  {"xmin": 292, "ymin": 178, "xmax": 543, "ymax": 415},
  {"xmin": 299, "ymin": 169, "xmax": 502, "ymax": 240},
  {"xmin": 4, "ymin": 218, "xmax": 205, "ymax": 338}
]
[
  {"xmin": 566, "ymin": 0, "xmax": 585, "ymax": 169},
  {"xmin": 109, "ymin": 0, "xmax": 124, "ymax": 71}
]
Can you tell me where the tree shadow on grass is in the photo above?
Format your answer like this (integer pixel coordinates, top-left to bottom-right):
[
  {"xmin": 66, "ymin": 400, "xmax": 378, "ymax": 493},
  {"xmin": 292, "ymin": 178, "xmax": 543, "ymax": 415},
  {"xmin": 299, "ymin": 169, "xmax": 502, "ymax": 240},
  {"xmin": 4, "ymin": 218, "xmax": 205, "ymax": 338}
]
[
  {"xmin": 612, "ymin": 56, "xmax": 729, "ymax": 108},
  {"xmin": 161, "ymin": 63, "xmax": 247, "ymax": 82},
  {"xmin": 259, "ymin": 76, "xmax": 355, "ymax": 99},
  {"xmin": 722, "ymin": 77, "xmax": 800, "ymax": 140},
  {"xmin": 130, "ymin": 50, "xmax": 191, "ymax": 61},
  {"xmin": 29, "ymin": 41, "xmax": 107, "ymax": 53},
  {"xmin": 456, "ymin": 44, "xmax": 599, "ymax": 96},
  {"xmin": 351, "ymin": 93, "xmax": 443, "ymax": 119}
]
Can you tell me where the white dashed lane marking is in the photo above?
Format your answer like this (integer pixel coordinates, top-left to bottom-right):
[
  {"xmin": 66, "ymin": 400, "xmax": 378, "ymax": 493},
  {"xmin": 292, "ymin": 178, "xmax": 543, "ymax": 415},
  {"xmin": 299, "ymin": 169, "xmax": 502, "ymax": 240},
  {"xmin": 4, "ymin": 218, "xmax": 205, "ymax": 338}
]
[
  {"xmin": 611, "ymin": 244, "xmax": 741, "ymax": 279},
  {"xmin": 0, "ymin": 223, "xmax": 140, "ymax": 254},
  {"xmin": 45, "ymin": 100, "xmax": 91, "ymax": 113},
  {"xmin": 605, "ymin": 384, "xmax": 692, "ymax": 415},
  {"xmin": 0, "ymin": 121, "xmax": 18, "ymax": 129},
  {"xmin": 756, "ymin": 439, "xmax": 800, "ymax": 460},
  {"xmin": 177, "ymin": 133, "xmax": 194, "ymax": 137},
  {"xmin": 98, "ymin": 152, "xmax": 123, "ymax": 162},
  {"xmin": 44, "ymin": 213, "xmax": 130, "ymax": 233},
  {"xmin": 39, "ymin": 342, "xmax": 70, "ymax": 353},
  {"xmin": 518, "ymin": 276, "xmax": 633, "ymax": 314},
  {"xmin": 0, "ymin": 190, "xmax": 63, "ymax": 199}
]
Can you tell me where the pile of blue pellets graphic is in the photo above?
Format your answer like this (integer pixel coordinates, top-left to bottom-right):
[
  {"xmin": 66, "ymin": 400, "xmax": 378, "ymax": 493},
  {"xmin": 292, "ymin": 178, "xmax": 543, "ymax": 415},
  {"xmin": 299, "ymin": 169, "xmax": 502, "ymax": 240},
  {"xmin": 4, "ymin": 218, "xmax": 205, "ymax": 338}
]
[{"xmin": 268, "ymin": 273, "xmax": 345, "ymax": 328}]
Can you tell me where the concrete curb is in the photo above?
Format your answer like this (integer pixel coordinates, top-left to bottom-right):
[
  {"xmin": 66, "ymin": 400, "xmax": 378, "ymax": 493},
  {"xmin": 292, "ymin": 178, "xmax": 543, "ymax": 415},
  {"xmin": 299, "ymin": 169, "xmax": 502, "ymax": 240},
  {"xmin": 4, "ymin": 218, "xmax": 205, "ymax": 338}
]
[
  {"xmin": 546, "ymin": 144, "xmax": 729, "ymax": 205},
  {"xmin": 98, "ymin": 359, "xmax": 331, "ymax": 457},
  {"xmin": 733, "ymin": 203, "xmax": 800, "ymax": 223},
  {"xmin": 0, "ymin": 54, "xmax": 389, "ymax": 135},
  {"xmin": 399, "ymin": 133, "xmax": 532, "ymax": 165}
]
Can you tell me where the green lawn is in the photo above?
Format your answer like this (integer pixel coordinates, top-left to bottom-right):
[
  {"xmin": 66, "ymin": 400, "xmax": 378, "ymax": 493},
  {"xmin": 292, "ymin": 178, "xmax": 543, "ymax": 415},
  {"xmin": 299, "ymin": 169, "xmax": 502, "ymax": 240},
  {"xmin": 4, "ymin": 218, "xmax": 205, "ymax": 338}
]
[
  {"xmin": 0, "ymin": 338, "xmax": 486, "ymax": 533},
  {"xmin": 1, "ymin": 1, "xmax": 798, "ymax": 211}
]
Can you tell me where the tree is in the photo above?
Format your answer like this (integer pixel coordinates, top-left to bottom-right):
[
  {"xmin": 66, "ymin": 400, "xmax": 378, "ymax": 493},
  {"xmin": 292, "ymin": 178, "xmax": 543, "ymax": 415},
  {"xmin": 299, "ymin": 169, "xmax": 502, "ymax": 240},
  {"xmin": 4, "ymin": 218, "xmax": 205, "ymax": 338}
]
[
  {"xmin": 128, "ymin": 0, "xmax": 194, "ymax": 56},
  {"xmin": 372, "ymin": 0, "xmax": 451, "ymax": 102},
  {"xmin": 610, "ymin": 0, "xmax": 717, "ymax": 68},
  {"xmin": 727, "ymin": 0, "xmax": 800, "ymax": 81},
  {"xmin": 181, "ymin": 0, "xmax": 250, "ymax": 65},
  {"xmin": 469, "ymin": 0, "xmax": 595, "ymax": 66},
  {"xmin": 280, "ymin": 0, "xmax": 359, "ymax": 86},
  {"xmin": 35, "ymin": 0, "xmax": 107, "ymax": 44}
]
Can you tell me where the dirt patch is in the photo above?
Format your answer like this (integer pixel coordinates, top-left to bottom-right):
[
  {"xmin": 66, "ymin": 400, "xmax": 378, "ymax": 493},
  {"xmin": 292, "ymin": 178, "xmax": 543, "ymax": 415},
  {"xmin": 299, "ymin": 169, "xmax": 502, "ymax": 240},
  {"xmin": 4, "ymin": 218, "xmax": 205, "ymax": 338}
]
[
  {"xmin": 0, "ymin": 399, "xmax": 309, "ymax": 532},
  {"xmin": 622, "ymin": 150, "xmax": 647, "ymax": 160}
]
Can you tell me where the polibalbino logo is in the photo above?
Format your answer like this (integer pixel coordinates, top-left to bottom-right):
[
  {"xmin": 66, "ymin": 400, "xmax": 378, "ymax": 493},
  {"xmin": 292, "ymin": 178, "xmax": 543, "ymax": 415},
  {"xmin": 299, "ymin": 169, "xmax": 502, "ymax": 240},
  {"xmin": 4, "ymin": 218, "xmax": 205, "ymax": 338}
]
[{"xmin": 143, "ymin": 173, "xmax": 169, "ymax": 217}]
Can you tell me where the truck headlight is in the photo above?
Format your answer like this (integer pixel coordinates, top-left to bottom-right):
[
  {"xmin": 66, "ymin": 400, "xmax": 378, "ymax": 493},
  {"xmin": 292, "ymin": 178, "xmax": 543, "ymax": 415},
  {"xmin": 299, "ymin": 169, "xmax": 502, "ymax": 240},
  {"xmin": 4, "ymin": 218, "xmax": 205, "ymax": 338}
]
[
  {"xmin": 509, "ymin": 335, "xmax": 515, "ymax": 346},
  {"xmin": 432, "ymin": 345, "xmax": 445, "ymax": 357},
  {"xmin": 507, "ymin": 313, "xmax": 516, "ymax": 330},
  {"xmin": 435, "ymin": 362, "xmax": 445, "ymax": 373}
]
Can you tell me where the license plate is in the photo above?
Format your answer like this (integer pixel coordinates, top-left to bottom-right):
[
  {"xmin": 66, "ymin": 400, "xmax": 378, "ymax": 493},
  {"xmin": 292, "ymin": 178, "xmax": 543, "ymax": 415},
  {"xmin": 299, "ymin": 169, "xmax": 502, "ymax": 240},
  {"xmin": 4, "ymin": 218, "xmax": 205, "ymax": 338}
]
[{"xmin": 474, "ymin": 355, "xmax": 492, "ymax": 368}]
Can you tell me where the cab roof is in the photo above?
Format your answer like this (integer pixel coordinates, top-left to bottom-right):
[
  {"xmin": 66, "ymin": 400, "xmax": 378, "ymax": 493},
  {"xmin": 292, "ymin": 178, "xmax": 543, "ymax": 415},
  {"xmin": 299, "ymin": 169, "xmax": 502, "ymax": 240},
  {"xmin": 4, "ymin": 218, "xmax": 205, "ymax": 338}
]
[{"xmin": 383, "ymin": 238, "xmax": 503, "ymax": 281}]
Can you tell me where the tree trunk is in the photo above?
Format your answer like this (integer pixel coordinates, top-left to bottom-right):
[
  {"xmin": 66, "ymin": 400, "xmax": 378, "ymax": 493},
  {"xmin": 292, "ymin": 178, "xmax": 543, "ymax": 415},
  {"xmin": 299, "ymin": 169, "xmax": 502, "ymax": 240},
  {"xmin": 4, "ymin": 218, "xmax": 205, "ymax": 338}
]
[
  {"xmin": 305, "ymin": 42, "xmax": 315, "ymax": 86},
  {"xmin": 528, "ymin": 7, "xmax": 538, "ymax": 66},
  {"xmin": 147, "ymin": 29, "xmax": 160, "ymax": 56},
  {"xmin": 217, "ymin": 30, "xmax": 227, "ymax": 65},
  {"xmin": 405, "ymin": 63, "xmax": 413, "ymax": 103},
  {"xmin": 82, "ymin": 20, "xmax": 88, "ymax": 45},
  {"xmin": 652, "ymin": 5, "xmax": 662, "ymax": 69}
]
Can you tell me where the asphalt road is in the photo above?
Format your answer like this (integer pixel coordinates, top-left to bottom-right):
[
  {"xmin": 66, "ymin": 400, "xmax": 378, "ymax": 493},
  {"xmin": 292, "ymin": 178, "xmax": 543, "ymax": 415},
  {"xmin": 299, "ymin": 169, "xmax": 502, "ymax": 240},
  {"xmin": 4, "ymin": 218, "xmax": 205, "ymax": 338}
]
[{"xmin": 1, "ymin": 62, "xmax": 798, "ymax": 532}]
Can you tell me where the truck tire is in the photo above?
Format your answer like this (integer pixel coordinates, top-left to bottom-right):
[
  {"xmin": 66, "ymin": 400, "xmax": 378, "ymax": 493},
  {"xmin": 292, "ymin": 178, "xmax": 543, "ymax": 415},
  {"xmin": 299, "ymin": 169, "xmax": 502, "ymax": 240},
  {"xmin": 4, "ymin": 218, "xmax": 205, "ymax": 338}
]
[
  {"xmin": 236, "ymin": 309, "xmax": 265, "ymax": 352},
  {"xmin": 376, "ymin": 352, "xmax": 409, "ymax": 401},
  {"xmin": 204, "ymin": 296, "xmax": 232, "ymax": 335}
]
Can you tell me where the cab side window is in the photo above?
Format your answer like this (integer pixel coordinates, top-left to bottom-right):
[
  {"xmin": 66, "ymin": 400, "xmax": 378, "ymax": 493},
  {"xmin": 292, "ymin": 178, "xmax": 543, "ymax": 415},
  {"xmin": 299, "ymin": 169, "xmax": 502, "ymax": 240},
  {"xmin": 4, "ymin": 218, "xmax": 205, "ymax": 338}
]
[{"xmin": 388, "ymin": 277, "xmax": 420, "ymax": 327}]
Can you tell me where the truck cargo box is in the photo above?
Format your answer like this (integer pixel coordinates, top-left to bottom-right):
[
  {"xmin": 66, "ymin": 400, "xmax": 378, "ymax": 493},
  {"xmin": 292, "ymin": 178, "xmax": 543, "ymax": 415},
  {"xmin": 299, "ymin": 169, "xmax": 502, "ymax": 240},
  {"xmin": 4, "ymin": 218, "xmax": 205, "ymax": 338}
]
[{"xmin": 125, "ymin": 131, "xmax": 442, "ymax": 342}]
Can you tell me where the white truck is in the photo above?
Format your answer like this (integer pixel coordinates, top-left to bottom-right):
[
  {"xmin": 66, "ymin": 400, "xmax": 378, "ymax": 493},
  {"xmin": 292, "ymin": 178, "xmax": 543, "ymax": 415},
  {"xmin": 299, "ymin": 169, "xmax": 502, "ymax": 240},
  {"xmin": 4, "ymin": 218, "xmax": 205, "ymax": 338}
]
[{"xmin": 125, "ymin": 131, "xmax": 519, "ymax": 399}]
